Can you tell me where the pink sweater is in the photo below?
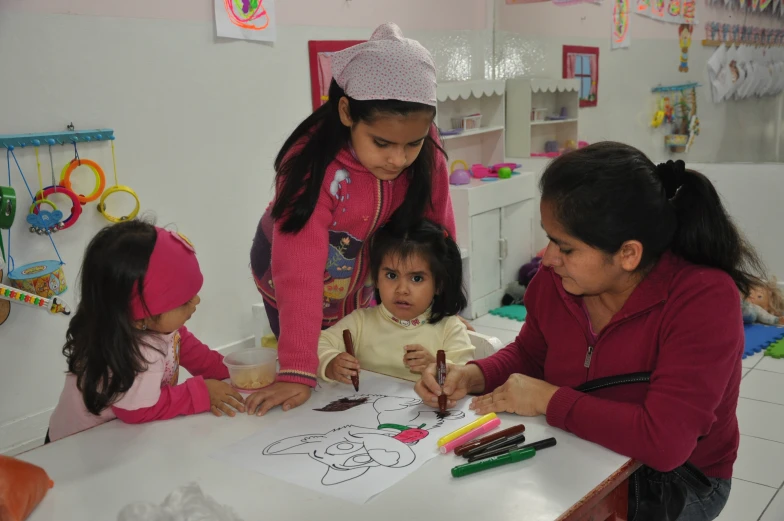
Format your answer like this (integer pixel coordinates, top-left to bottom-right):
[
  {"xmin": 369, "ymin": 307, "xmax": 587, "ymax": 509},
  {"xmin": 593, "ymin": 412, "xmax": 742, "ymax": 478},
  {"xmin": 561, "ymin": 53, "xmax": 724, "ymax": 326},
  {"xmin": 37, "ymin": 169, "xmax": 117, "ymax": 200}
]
[
  {"xmin": 49, "ymin": 327, "xmax": 228, "ymax": 441},
  {"xmin": 253, "ymin": 130, "xmax": 455, "ymax": 387},
  {"xmin": 472, "ymin": 253, "xmax": 743, "ymax": 479}
]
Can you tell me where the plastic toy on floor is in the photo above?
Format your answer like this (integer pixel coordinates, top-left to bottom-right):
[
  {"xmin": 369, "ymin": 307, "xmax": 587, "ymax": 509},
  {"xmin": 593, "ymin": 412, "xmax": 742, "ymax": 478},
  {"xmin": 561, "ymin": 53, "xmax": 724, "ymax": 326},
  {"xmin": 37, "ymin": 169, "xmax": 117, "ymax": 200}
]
[
  {"xmin": 742, "ymin": 323, "xmax": 784, "ymax": 359},
  {"xmin": 489, "ymin": 304, "xmax": 527, "ymax": 322},
  {"xmin": 501, "ymin": 280, "xmax": 526, "ymax": 306},
  {"xmin": 765, "ymin": 337, "xmax": 784, "ymax": 359},
  {"xmin": 742, "ymin": 280, "xmax": 784, "ymax": 326}
]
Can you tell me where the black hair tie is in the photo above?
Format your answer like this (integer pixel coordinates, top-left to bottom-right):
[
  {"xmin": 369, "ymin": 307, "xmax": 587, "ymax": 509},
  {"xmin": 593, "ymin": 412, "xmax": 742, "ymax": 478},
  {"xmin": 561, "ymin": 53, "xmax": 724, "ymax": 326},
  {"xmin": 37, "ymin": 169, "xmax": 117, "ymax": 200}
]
[{"xmin": 655, "ymin": 160, "xmax": 686, "ymax": 199}]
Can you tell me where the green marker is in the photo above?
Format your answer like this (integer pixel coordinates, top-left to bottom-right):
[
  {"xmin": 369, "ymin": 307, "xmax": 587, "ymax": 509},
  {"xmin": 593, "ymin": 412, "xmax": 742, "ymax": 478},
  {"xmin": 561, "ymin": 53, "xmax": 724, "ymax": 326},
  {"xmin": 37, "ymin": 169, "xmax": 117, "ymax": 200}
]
[{"xmin": 451, "ymin": 447, "xmax": 536, "ymax": 478}]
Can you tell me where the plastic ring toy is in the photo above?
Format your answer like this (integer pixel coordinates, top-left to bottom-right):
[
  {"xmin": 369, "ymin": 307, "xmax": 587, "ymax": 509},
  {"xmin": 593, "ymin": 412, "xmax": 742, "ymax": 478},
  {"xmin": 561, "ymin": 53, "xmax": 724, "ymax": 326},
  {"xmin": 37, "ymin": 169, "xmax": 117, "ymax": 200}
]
[
  {"xmin": 29, "ymin": 198, "xmax": 58, "ymax": 214},
  {"xmin": 97, "ymin": 185, "xmax": 140, "ymax": 223},
  {"xmin": 34, "ymin": 186, "xmax": 82, "ymax": 230},
  {"xmin": 450, "ymin": 160, "xmax": 468, "ymax": 173},
  {"xmin": 60, "ymin": 159, "xmax": 106, "ymax": 204}
]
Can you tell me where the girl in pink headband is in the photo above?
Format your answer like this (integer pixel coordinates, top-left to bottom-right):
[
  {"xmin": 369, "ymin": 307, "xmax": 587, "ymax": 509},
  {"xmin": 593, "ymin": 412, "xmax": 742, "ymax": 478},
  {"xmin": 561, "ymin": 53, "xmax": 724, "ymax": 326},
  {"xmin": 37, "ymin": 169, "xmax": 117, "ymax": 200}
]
[
  {"xmin": 47, "ymin": 220, "xmax": 244, "ymax": 443},
  {"xmin": 248, "ymin": 22, "xmax": 457, "ymax": 415}
]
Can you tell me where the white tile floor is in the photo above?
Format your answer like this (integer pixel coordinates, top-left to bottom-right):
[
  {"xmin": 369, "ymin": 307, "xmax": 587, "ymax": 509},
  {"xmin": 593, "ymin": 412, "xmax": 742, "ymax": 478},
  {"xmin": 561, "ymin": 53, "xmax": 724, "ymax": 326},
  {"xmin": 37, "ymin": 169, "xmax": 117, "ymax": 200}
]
[{"xmin": 470, "ymin": 316, "xmax": 784, "ymax": 521}]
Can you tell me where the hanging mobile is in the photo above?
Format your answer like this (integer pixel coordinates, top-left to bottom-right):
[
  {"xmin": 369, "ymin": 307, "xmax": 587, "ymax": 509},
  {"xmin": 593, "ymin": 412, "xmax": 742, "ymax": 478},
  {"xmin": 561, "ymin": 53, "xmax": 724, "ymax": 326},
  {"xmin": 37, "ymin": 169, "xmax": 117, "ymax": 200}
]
[{"xmin": 98, "ymin": 137, "xmax": 140, "ymax": 223}]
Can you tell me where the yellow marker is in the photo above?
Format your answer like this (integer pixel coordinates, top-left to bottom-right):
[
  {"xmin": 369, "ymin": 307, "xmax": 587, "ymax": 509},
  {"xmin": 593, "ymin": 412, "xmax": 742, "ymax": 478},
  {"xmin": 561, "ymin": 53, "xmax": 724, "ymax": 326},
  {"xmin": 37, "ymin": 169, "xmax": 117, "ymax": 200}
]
[{"xmin": 437, "ymin": 413, "xmax": 497, "ymax": 447}]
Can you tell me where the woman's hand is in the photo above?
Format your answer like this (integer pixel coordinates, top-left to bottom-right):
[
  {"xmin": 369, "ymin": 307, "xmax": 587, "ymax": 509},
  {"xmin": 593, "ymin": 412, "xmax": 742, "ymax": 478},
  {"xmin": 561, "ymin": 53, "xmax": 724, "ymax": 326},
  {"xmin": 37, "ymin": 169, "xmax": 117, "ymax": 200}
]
[
  {"xmin": 245, "ymin": 382, "xmax": 312, "ymax": 416},
  {"xmin": 470, "ymin": 374, "xmax": 559, "ymax": 417},
  {"xmin": 326, "ymin": 353, "xmax": 360, "ymax": 385},
  {"xmin": 204, "ymin": 379, "xmax": 246, "ymax": 417},
  {"xmin": 415, "ymin": 363, "xmax": 486, "ymax": 409},
  {"xmin": 403, "ymin": 344, "xmax": 435, "ymax": 374}
]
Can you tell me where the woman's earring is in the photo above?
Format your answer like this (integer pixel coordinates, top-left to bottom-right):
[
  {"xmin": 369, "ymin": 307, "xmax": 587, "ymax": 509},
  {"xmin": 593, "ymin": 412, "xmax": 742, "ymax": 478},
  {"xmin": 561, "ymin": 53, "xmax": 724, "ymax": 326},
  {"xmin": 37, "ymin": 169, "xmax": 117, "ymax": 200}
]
[{"xmin": 141, "ymin": 323, "xmax": 147, "ymax": 331}]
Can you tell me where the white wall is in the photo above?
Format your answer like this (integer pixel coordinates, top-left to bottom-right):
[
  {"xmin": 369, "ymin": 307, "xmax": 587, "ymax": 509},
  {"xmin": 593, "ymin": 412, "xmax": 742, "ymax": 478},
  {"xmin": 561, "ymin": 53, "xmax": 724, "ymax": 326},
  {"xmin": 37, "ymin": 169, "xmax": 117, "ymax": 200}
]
[{"xmin": 0, "ymin": 5, "xmax": 492, "ymax": 455}]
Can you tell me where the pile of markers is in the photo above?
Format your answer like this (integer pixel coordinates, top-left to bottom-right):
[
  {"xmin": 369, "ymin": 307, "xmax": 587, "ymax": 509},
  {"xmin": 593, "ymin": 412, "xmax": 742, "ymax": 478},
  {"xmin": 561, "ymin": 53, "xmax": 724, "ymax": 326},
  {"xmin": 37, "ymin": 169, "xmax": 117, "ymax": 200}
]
[{"xmin": 435, "ymin": 413, "xmax": 556, "ymax": 478}]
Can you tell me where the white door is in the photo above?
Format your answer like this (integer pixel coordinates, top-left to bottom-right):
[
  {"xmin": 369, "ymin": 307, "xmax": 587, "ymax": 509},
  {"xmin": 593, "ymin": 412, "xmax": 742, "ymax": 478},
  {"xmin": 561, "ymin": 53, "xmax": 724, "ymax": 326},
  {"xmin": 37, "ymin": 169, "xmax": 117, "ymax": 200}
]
[
  {"xmin": 470, "ymin": 209, "xmax": 502, "ymax": 300},
  {"xmin": 501, "ymin": 199, "xmax": 536, "ymax": 288}
]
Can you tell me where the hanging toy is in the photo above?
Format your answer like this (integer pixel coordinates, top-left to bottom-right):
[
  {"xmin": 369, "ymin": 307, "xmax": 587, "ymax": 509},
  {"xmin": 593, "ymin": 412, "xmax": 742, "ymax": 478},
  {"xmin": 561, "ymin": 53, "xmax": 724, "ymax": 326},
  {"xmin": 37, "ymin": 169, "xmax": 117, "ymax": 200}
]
[
  {"xmin": 5, "ymin": 146, "xmax": 68, "ymax": 298},
  {"xmin": 98, "ymin": 136, "xmax": 141, "ymax": 223},
  {"xmin": 26, "ymin": 147, "xmax": 63, "ymax": 235},
  {"xmin": 678, "ymin": 24, "xmax": 693, "ymax": 73},
  {"xmin": 651, "ymin": 96, "xmax": 666, "ymax": 128},
  {"xmin": 59, "ymin": 141, "xmax": 106, "ymax": 205},
  {"xmin": 98, "ymin": 138, "xmax": 140, "ymax": 223},
  {"xmin": 30, "ymin": 142, "xmax": 82, "ymax": 232},
  {"xmin": 0, "ymin": 282, "xmax": 71, "ymax": 316}
]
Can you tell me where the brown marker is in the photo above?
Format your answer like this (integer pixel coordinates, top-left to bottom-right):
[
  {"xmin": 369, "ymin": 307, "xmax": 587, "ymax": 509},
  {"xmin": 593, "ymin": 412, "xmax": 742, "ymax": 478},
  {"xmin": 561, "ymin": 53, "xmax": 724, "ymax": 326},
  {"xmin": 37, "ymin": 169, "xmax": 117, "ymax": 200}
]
[
  {"xmin": 454, "ymin": 424, "xmax": 526, "ymax": 456},
  {"xmin": 436, "ymin": 350, "xmax": 447, "ymax": 414},
  {"xmin": 342, "ymin": 329, "xmax": 359, "ymax": 392}
]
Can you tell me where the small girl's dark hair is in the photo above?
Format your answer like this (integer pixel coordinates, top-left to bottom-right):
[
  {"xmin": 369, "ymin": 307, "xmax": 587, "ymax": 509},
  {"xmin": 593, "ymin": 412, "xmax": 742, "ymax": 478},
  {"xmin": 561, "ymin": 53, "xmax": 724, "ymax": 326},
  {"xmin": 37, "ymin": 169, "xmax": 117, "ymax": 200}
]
[
  {"xmin": 62, "ymin": 219, "xmax": 162, "ymax": 415},
  {"xmin": 271, "ymin": 79, "xmax": 443, "ymax": 234},
  {"xmin": 369, "ymin": 214, "xmax": 467, "ymax": 324}
]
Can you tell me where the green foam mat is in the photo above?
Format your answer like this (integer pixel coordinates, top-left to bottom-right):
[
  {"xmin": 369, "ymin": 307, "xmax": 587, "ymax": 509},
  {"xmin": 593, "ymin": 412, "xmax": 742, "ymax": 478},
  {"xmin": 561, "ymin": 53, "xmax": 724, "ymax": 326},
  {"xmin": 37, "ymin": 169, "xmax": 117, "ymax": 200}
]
[
  {"xmin": 764, "ymin": 337, "xmax": 784, "ymax": 359},
  {"xmin": 489, "ymin": 304, "xmax": 527, "ymax": 322}
]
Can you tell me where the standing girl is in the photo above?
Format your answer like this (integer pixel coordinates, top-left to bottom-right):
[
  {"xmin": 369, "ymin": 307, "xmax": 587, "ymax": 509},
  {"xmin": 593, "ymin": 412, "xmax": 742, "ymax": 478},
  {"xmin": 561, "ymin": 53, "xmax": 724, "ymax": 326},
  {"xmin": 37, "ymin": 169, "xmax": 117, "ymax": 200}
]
[
  {"xmin": 48, "ymin": 221, "xmax": 244, "ymax": 442},
  {"xmin": 248, "ymin": 23, "xmax": 456, "ymax": 415}
]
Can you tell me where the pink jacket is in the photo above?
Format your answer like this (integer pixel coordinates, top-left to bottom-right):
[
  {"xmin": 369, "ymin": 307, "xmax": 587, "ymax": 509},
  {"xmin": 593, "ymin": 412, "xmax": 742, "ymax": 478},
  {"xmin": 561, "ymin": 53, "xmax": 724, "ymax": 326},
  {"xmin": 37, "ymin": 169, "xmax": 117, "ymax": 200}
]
[
  {"xmin": 49, "ymin": 327, "xmax": 228, "ymax": 441},
  {"xmin": 254, "ymin": 130, "xmax": 456, "ymax": 387},
  {"xmin": 473, "ymin": 253, "xmax": 743, "ymax": 479}
]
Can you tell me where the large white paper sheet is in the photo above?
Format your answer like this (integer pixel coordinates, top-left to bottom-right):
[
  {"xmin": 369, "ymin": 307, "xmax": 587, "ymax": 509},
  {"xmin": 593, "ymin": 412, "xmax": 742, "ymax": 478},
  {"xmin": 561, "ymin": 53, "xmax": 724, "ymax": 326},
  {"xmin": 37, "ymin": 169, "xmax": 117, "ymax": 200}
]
[
  {"xmin": 215, "ymin": 0, "xmax": 276, "ymax": 42},
  {"xmin": 213, "ymin": 373, "xmax": 472, "ymax": 504}
]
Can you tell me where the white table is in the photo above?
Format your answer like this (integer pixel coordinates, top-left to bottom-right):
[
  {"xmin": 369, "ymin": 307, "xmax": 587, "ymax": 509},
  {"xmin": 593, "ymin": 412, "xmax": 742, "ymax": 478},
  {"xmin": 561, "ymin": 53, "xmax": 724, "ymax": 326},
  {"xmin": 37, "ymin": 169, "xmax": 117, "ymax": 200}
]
[{"xmin": 19, "ymin": 403, "xmax": 635, "ymax": 521}]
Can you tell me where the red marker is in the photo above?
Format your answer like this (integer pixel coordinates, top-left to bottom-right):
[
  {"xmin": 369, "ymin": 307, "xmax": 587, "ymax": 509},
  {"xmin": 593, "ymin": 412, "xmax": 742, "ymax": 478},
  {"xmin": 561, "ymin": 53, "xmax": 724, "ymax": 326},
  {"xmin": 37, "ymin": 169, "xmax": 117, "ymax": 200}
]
[
  {"xmin": 437, "ymin": 350, "xmax": 447, "ymax": 414},
  {"xmin": 342, "ymin": 329, "xmax": 359, "ymax": 392}
]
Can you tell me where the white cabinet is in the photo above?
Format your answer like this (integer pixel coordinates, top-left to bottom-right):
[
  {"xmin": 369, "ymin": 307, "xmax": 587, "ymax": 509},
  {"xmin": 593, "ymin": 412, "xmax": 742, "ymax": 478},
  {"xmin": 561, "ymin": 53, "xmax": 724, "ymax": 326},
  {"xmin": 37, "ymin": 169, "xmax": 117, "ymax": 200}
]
[{"xmin": 450, "ymin": 173, "xmax": 537, "ymax": 319}]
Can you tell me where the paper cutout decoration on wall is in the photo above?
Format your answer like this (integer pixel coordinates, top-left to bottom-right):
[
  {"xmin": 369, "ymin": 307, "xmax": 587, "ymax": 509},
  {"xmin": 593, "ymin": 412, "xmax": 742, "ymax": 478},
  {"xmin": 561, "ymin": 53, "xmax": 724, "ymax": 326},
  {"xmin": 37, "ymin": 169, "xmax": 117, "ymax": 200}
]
[
  {"xmin": 612, "ymin": 0, "xmax": 631, "ymax": 49},
  {"xmin": 308, "ymin": 40, "xmax": 366, "ymax": 111},
  {"xmin": 212, "ymin": 372, "xmax": 472, "ymax": 504},
  {"xmin": 678, "ymin": 24, "xmax": 693, "ymax": 72},
  {"xmin": 563, "ymin": 46, "xmax": 599, "ymax": 106},
  {"xmin": 215, "ymin": 0, "xmax": 277, "ymax": 42},
  {"xmin": 553, "ymin": 0, "xmax": 603, "ymax": 5},
  {"xmin": 636, "ymin": 0, "xmax": 696, "ymax": 24}
]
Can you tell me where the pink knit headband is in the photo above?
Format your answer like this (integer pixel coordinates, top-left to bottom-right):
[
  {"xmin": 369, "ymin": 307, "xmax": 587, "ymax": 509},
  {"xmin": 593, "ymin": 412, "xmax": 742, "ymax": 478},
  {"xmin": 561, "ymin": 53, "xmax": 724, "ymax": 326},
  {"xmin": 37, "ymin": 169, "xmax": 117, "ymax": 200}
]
[
  {"xmin": 330, "ymin": 22, "xmax": 438, "ymax": 107},
  {"xmin": 129, "ymin": 228, "xmax": 203, "ymax": 320}
]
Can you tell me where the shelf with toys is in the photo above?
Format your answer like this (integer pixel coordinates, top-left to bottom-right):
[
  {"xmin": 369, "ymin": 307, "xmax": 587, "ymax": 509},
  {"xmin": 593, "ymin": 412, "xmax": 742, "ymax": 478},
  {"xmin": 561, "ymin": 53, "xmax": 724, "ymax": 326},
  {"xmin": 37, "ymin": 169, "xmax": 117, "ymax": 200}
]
[
  {"xmin": 436, "ymin": 80, "xmax": 506, "ymax": 167},
  {"xmin": 505, "ymin": 77, "xmax": 581, "ymax": 158}
]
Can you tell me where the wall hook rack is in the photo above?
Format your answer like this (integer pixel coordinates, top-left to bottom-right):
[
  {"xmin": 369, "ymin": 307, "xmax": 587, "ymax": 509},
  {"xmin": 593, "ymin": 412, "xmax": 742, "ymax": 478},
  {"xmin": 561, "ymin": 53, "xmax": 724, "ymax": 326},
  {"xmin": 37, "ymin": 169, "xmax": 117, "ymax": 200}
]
[{"xmin": 0, "ymin": 128, "xmax": 115, "ymax": 150}]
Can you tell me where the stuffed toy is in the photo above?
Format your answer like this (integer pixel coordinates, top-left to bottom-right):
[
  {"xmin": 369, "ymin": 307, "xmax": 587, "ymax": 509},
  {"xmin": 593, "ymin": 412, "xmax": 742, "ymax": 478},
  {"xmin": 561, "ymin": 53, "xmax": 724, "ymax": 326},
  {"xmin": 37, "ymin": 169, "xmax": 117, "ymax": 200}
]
[
  {"xmin": 742, "ymin": 279, "xmax": 784, "ymax": 326},
  {"xmin": 501, "ymin": 281, "xmax": 526, "ymax": 306}
]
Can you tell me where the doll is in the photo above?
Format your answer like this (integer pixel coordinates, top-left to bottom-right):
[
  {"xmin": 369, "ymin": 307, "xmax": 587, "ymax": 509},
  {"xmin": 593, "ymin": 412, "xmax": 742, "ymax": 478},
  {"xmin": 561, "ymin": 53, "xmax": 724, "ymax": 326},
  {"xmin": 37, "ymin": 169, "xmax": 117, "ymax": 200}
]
[{"xmin": 742, "ymin": 279, "xmax": 784, "ymax": 326}]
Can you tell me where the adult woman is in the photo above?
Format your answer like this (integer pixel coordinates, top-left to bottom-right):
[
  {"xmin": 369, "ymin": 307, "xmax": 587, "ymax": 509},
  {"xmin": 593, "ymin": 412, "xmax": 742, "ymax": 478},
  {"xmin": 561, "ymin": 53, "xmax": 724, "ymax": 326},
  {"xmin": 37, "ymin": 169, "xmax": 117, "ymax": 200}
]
[{"xmin": 417, "ymin": 142, "xmax": 762, "ymax": 520}]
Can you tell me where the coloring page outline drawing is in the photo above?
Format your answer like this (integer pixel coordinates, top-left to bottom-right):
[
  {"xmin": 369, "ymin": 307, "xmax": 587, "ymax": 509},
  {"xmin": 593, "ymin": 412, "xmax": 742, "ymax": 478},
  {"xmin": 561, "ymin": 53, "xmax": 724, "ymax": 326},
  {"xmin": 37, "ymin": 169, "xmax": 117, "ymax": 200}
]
[{"xmin": 212, "ymin": 373, "xmax": 472, "ymax": 504}]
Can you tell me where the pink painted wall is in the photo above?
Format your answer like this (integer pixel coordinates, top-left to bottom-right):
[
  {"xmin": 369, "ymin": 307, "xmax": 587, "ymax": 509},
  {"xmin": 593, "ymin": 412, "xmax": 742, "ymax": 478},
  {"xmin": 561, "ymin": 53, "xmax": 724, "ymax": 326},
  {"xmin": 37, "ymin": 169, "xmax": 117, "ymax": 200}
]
[
  {"xmin": 0, "ymin": 0, "xmax": 487, "ymax": 30},
  {"xmin": 498, "ymin": 0, "xmax": 783, "ymax": 39}
]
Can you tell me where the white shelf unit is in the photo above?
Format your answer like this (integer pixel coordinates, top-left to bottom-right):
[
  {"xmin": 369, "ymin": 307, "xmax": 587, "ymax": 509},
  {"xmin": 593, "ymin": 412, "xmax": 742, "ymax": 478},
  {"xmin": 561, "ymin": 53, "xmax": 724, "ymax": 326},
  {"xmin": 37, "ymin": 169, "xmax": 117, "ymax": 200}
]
[
  {"xmin": 436, "ymin": 80, "xmax": 506, "ymax": 167},
  {"xmin": 505, "ymin": 78, "xmax": 580, "ymax": 158},
  {"xmin": 450, "ymin": 173, "xmax": 537, "ymax": 319}
]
